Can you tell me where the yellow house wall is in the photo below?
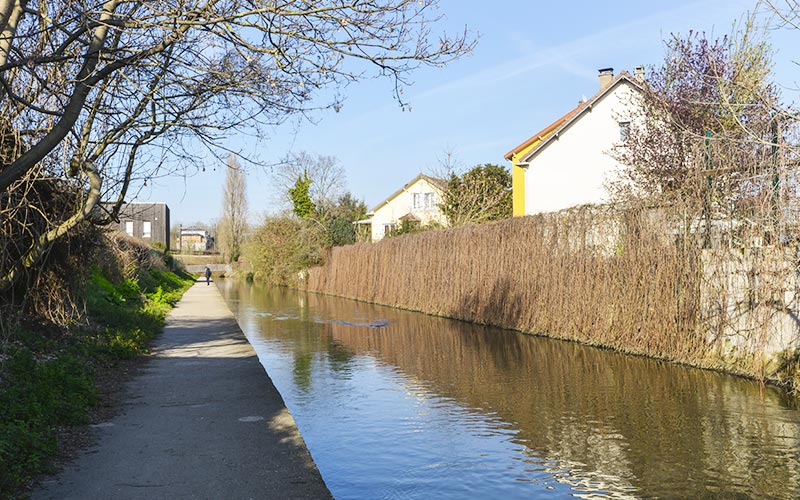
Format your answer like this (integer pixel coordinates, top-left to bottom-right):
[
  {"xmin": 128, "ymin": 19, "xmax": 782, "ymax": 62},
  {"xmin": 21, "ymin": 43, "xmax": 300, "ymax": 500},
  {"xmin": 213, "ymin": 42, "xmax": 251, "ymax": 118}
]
[
  {"xmin": 512, "ymin": 160, "xmax": 526, "ymax": 217},
  {"xmin": 509, "ymin": 139, "xmax": 542, "ymax": 217}
]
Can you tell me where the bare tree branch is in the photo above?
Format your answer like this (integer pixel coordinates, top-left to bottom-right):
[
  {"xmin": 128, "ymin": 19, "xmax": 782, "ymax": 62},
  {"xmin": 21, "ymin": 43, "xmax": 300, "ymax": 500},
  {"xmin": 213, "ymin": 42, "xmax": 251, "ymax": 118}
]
[{"xmin": 0, "ymin": 0, "xmax": 474, "ymax": 291}]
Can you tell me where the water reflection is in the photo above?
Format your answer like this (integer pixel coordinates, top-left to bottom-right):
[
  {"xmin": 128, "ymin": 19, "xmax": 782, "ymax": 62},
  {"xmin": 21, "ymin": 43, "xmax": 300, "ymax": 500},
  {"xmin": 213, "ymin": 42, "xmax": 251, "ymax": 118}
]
[{"xmin": 220, "ymin": 281, "xmax": 800, "ymax": 499}]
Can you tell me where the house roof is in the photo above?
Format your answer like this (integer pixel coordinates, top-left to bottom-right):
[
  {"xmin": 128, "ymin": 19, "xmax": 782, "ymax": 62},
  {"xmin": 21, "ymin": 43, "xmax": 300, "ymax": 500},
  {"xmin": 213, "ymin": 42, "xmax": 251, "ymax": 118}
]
[
  {"xmin": 504, "ymin": 71, "xmax": 641, "ymax": 163},
  {"xmin": 399, "ymin": 212, "xmax": 421, "ymax": 222},
  {"xmin": 370, "ymin": 173, "xmax": 447, "ymax": 213}
]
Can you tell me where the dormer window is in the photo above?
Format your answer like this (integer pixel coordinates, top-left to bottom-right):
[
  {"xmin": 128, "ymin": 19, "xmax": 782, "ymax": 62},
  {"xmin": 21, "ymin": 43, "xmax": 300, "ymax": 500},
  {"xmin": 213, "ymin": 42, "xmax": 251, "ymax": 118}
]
[{"xmin": 619, "ymin": 121, "xmax": 631, "ymax": 143}]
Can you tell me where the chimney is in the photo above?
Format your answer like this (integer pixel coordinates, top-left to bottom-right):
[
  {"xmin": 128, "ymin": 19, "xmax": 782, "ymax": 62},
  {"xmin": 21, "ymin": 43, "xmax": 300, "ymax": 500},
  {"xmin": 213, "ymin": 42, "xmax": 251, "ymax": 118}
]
[
  {"xmin": 598, "ymin": 68, "xmax": 614, "ymax": 90},
  {"xmin": 634, "ymin": 65, "xmax": 645, "ymax": 82}
]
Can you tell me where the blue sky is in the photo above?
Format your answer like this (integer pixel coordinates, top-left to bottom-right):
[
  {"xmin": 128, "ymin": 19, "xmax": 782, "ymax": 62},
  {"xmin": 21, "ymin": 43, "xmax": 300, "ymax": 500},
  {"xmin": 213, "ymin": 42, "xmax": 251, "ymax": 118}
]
[{"xmin": 142, "ymin": 0, "xmax": 797, "ymax": 226}]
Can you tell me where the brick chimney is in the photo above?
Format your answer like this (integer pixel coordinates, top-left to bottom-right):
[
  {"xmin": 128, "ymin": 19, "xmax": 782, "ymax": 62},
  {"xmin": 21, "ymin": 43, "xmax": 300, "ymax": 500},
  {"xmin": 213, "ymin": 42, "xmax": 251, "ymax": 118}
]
[
  {"xmin": 634, "ymin": 65, "xmax": 645, "ymax": 82},
  {"xmin": 598, "ymin": 67, "xmax": 614, "ymax": 90}
]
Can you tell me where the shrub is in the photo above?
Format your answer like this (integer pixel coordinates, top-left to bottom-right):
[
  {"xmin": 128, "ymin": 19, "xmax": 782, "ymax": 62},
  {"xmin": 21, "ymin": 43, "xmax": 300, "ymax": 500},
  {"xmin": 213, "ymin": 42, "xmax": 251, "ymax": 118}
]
[{"xmin": 245, "ymin": 215, "xmax": 327, "ymax": 286}]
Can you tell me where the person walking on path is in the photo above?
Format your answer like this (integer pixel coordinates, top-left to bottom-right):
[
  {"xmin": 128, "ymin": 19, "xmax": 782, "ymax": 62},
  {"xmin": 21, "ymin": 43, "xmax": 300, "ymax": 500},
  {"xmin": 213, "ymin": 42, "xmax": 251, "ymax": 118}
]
[{"xmin": 204, "ymin": 266, "xmax": 212, "ymax": 285}]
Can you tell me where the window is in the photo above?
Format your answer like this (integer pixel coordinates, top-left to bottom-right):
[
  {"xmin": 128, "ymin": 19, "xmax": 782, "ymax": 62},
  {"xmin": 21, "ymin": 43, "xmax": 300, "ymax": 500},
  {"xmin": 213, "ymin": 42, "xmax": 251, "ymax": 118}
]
[
  {"xmin": 412, "ymin": 193, "xmax": 422, "ymax": 210},
  {"xmin": 143, "ymin": 221, "xmax": 152, "ymax": 238},
  {"xmin": 125, "ymin": 221, "xmax": 134, "ymax": 236},
  {"xmin": 619, "ymin": 121, "xmax": 631, "ymax": 143},
  {"xmin": 424, "ymin": 192, "xmax": 436, "ymax": 210},
  {"xmin": 413, "ymin": 192, "xmax": 436, "ymax": 211},
  {"xmin": 383, "ymin": 223, "xmax": 396, "ymax": 236}
]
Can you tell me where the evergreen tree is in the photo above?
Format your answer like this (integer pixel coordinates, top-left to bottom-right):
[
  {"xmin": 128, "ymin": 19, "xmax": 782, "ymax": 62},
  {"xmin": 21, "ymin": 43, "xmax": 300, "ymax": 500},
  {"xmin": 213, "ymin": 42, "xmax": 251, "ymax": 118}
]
[
  {"xmin": 441, "ymin": 164, "xmax": 512, "ymax": 226},
  {"xmin": 289, "ymin": 172, "xmax": 315, "ymax": 218}
]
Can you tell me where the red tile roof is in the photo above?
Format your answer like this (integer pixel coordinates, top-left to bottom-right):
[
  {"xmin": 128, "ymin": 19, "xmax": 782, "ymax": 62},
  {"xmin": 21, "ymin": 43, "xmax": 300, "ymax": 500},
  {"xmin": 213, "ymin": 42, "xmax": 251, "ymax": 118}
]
[{"xmin": 504, "ymin": 71, "xmax": 639, "ymax": 161}]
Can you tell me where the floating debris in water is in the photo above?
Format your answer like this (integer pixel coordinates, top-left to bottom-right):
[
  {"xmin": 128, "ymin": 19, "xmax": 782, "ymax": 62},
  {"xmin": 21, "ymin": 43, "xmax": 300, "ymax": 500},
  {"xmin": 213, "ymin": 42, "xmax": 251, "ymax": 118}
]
[
  {"xmin": 238, "ymin": 416, "xmax": 265, "ymax": 422},
  {"xmin": 313, "ymin": 317, "xmax": 389, "ymax": 329}
]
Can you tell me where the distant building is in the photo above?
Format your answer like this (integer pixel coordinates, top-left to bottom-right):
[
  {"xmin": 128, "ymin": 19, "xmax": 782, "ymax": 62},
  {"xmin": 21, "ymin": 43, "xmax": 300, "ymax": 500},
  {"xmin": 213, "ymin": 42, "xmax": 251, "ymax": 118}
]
[
  {"xmin": 113, "ymin": 202, "xmax": 170, "ymax": 250},
  {"xmin": 355, "ymin": 173, "xmax": 448, "ymax": 242},
  {"xmin": 179, "ymin": 228, "xmax": 214, "ymax": 253}
]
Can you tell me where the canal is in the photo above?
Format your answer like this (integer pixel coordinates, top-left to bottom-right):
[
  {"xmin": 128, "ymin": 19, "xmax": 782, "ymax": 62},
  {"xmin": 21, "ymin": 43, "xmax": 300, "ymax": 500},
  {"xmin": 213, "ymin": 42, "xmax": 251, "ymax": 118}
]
[{"xmin": 218, "ymin": 280, "xmax": 800, "ymax": 499}]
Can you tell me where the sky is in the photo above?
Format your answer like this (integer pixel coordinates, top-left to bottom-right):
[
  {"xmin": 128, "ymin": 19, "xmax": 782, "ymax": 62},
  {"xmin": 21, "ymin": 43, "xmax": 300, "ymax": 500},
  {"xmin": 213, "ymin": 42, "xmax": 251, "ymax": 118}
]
[{"xmin": 140, "ymin": 0, "xmax": 799, "ymax": 226}]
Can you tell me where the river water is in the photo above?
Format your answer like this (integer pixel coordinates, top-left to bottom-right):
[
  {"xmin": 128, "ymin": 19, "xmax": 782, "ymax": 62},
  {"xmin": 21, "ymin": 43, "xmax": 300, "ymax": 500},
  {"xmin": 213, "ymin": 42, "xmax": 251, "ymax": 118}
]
[{"xmin": 218, "ymin": 280, "xmax": 800, "ymax": 499}]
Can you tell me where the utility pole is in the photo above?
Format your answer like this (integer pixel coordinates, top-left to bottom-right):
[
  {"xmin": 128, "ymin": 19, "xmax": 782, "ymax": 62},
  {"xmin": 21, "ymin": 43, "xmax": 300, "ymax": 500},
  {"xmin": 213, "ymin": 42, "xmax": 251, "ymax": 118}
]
[
  {"xmin": 703, "ymin": 130, "xmax": 713, "ymax": 249},
  {"xmin": 771, "ymin": 118, "xmax": 780, "ymax": 243}
]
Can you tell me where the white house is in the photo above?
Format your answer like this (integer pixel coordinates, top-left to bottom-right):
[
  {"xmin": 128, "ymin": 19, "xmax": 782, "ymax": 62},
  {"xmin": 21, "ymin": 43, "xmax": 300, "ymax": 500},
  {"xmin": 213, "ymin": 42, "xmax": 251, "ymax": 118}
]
[
  {"xmin": 505, "ymin": 67, "xmax": 643, "ymax": 216},
  {"xmin": 357, "ymin": 173, "xmax": 448, "ymax": 242}
]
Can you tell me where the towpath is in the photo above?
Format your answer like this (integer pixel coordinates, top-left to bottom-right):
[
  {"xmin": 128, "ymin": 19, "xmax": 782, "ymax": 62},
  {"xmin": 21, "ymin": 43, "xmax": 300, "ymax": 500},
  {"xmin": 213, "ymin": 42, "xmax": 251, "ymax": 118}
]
[{"xmin": 33, "ymin": 281, "xmax": 332, "ymax": 499}]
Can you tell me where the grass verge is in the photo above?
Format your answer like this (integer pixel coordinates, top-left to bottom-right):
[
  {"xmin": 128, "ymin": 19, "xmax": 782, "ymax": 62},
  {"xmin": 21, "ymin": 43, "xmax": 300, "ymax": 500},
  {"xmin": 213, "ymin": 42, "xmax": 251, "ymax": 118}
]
[{"xmin": 0, "ymin": 266, "xmax": 195, "ymax": 498}]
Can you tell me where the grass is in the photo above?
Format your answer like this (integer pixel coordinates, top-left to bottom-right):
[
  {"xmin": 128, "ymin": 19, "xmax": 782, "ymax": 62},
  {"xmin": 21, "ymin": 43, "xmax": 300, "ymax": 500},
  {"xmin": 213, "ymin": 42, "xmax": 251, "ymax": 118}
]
[{"xmin": 0, "ymin": 266, "xmax": 195, "ymax": 498}]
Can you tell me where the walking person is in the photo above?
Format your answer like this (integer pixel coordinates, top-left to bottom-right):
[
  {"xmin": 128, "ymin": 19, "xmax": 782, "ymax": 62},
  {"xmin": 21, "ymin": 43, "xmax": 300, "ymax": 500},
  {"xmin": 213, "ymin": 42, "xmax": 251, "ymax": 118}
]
[{"xmin": 204, "ymin": 266, "xmax": 212, "ymax": 285}]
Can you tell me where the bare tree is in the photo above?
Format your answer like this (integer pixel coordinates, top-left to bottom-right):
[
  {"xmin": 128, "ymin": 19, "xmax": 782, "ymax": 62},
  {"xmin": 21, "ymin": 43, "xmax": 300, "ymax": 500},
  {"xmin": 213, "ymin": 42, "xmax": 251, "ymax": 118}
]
[
  {"xmin": 610, "ymin": 31, "xmax": 786, "ymax": 215},
  {"xmin": 273, "ymin": 151, "xmax": 346, "ymax": 216},
  {"xmin": 218, "ymin": 154, "xmax": 247, "ymax": 262},
  {"xmin": 427, "ymin": 146, "xmax": 463, "ymax": 180},
  {"xmin": 0, "ymin": 0, "xmax": 475, "ymax": 289},
  {"xmin": 732, "ymin": 3, "xmax": 800, "ymax": 161}
]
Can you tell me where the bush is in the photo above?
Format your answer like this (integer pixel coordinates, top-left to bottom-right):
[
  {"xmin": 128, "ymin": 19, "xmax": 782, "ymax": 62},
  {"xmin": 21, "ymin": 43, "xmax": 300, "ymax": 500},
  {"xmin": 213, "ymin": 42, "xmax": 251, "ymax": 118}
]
[
  {"xmin": 117, "ymin": 279, "xmax": 142, "ymax": 300},
  {"xmin": 244, "ymin": 216, "xmax": 327, "ymax": 286}
]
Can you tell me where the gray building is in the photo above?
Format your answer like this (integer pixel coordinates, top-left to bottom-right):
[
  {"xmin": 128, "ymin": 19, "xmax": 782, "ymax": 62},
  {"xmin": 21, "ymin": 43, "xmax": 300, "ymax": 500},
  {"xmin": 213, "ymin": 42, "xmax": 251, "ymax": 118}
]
[{"xmin": 114, "ymin": 202, "xmax": 171, "ymax": 250}]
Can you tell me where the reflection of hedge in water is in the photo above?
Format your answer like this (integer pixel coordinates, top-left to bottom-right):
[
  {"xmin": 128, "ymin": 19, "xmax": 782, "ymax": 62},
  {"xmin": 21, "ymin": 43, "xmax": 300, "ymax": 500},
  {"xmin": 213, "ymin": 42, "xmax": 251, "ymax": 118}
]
[
  {"xmin": 302, "ymin": 290, "xmax": 800, "ymax": 498},
  {"xmin": 307, "ymin": 205, "xmax": 800, "ymax": 386}
]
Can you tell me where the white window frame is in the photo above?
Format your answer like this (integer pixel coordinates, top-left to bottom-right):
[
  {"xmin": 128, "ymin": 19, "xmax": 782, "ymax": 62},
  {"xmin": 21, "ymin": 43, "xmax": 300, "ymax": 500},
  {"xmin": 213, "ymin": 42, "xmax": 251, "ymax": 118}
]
[
  {"xmin": 619, "ymin": 121, "xmax": 631, "ymax": 143},
  {"xmin": 125, "ymin": 221, "xmax": 134, "ymax": 237},
  {"xmin": 143, "ymin": 221, "xmax": 152, "ymax": 238},
  {"xmin": 424, "ymin": 192, "xmax": 436, "ymax": 210},
  {"xmin": 412, "ymin": 193, "xmax": 422, "ymax": 210}
]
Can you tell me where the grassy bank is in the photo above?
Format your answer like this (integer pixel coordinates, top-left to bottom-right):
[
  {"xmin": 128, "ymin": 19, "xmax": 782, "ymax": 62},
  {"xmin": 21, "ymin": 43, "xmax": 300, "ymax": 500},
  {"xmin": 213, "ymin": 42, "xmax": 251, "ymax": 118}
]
[{"xmin": 0, "ymin": 262, "xmax": 194, "ymax": 498}]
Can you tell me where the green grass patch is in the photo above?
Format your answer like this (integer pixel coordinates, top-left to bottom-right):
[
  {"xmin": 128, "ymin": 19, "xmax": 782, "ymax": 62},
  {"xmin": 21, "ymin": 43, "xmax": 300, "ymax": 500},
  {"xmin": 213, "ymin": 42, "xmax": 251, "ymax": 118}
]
[{"xmin": 0, "ymin": 266, "xmax": 194, "ymax": 498}]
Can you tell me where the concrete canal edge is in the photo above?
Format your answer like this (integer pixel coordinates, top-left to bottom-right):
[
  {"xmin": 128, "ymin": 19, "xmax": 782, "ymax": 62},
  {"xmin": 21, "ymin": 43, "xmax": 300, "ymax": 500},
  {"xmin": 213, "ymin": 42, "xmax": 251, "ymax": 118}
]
[{"xmin": 33, "ymin": 282, "xmax": 333, "ymax": 500}]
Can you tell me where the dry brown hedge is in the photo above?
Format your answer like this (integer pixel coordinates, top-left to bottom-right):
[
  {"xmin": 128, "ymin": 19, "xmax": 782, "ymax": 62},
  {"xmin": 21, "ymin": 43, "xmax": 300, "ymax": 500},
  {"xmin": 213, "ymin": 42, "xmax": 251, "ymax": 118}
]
[{"xmin": 307, "ymin": 206, "xmax": 800, "ymax": 383}]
